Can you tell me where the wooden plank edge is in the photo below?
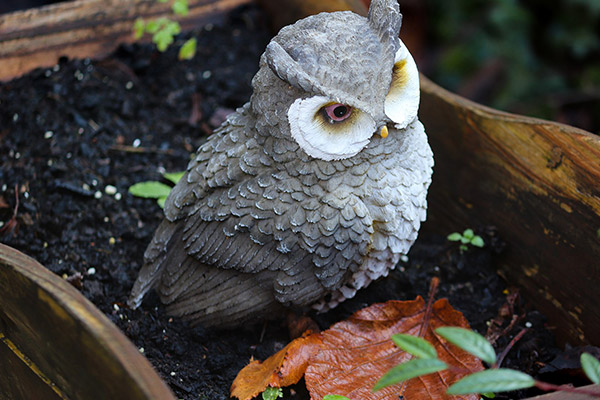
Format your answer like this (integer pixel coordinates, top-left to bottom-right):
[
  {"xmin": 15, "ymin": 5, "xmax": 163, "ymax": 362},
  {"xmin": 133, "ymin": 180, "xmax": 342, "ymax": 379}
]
[
  {"xmin": 0, "ymin": 243, "xmax": 177, "ymax": 400},
  {"xmin": 525, "ymin": 384, "xmax": 600, "ymax": 399},
  {"xmin": 0, "ymin": 0, "xmax": 252, "ymax": 82},
  {"xmin": 419, "ymin": 75, "xmax": 600, "ymax": 346}
]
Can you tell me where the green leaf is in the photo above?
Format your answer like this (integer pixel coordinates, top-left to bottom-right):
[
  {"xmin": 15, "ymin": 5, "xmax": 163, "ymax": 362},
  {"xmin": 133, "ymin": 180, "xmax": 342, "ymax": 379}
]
[
  {"xmin": 164, "ymin": 20, "xmax": 181, "ymax": 35},
  {"xmin": 581, "ymin": 352, "xmax": 600, "ymax": 384},
  {"xmin": 153, "ymin": 28, "xmax": 175, "ymax": 52},
  {"xmin": 128, "ymin": 181, "xmax": 172, "ymax": 199},
  {"xmin": 373, "ymin": 358, "xmax": 447, "ymax": 391},
  {"xmin": 145, "ymin": 19, "xmax": 163, "ymax": 34},
  {"xmin": 262, "ymin": 387, "xmax": 283, "ymax": 400},
  {"xmin": 470, "ymin": 236, "xmax": 485, "ymax": 248},
  {"xmin": 133, "ymin": 18, "xmax": 146, "ymax": 39},
  {"xmin": 178, "ymin": 38, "xmax": 197, "ymax": 60},
  {"xmin": 172, "ymin": 0, "xmax": 189, "ymax": 16},
  {"xmin": 323, "ymin": 396, "xmax": 352, "ymax": 400},
  {"xmin": 163, "ymin": 171, "xmax": 185, "ymax": 184},
  {"xmin": 435, "ymin": 327, "xmax": 496, "ymax": 365},
  {"xmin": 447, "ymin": 369, "xmax": 535, "ymax": 395},
  {"xmin": 482, "ymin": 392, "xmax": 496, "ymax": 398},
  {"xmin": 447, "ymin": 232, "xmax": 463, "ymax": 241},
  {"xmin": 392, "ymin": 334, "xmax": 438, "ymax": 359},
  {"xmin": 157, "ymin": 0, "xmax": 168, "ymax": 3},
  {"xmin": 463, "ymin": 228, "xmax": 475, "ymax": 239},
  {"xmin": 157, "ymin": 196, "xmax": 167, "ymax": 209}
]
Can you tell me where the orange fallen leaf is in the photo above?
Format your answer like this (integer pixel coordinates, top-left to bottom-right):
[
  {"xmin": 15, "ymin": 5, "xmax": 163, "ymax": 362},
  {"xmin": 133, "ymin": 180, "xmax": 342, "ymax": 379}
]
[
  {"xmin": 231, "ymin": 297, "xmax": 483, "ymax": 400},
  {"xmin": 231, "ymin": 330, "xmax": 323, "ymax": 400},
  {"xmin": 306, "ymin": 297, "xmax": 482, "ymax": 399}
]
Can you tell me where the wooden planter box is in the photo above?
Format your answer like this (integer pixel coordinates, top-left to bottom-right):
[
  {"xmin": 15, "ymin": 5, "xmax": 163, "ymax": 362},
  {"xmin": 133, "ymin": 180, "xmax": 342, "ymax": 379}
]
[{"xmin": 1, "ymin": 0, "xmax": 598, "ymax": 398}]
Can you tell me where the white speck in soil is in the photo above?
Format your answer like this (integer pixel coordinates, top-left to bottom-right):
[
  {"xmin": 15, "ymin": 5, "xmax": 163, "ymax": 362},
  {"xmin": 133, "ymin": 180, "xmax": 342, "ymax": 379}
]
[
  {"xmin": 44, "ymin": 130, "xmax": 54, "ymax": 139},
  {"xmin": 105, "ymin": 185, "xmax": 117, "ymax": 195}
]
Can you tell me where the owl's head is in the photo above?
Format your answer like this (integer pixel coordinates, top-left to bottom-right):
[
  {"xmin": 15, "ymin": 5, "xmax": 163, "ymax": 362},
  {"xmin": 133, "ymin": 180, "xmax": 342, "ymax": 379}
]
[{"xmin": 250, "ymin": 0, "xmax": 419, "ymax": 161}]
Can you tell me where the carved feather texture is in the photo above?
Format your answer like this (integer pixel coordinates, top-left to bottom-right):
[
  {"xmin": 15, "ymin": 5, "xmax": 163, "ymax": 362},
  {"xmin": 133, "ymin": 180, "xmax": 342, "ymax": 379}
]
[{"xmin": 128, "ymin": 0, "xmax": 434, "ymax": 328}]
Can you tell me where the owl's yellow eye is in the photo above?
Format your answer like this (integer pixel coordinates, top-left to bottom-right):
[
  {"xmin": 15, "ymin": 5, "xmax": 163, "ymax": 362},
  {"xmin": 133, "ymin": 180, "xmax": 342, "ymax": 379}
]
[{"xmin": 321, "ymin": 103, "xmax": 353, "ymax": 123}]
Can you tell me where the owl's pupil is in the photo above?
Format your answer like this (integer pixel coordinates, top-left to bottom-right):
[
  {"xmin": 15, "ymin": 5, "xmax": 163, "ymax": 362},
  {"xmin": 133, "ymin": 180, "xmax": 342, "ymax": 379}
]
[
  {"xmin": 334, "ymin": 106, "xmax": 348, "ymax": 118},
  {"xmin": 323, "ymin": 103, "xmax": 352, "ymax": 123}
]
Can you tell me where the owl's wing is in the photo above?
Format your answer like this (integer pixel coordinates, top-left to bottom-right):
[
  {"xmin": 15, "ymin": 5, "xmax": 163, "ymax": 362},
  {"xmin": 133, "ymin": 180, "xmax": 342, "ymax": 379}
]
[{"xmin": 129, "ymin": 107, "xmax": 374, "ymax": 327}]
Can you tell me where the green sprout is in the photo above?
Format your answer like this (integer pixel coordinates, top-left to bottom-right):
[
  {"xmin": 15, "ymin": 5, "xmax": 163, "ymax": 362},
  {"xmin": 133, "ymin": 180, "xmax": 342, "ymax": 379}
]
[
  {"xmin": 128, "ymin": 171, "xmax": 184, "ymax": 208},
  {"xmin": 447, "ymin": 228, "xmax": 485, "ymax": 253},
  {"xmin": 262, "ymin": 387, "xmax": 283, "ymax": 400},
  {"xmin": 374, "ymin": 327, "xmax": 600, "ymax": 397},
  {"xmin": 133, "ymin": 0, "xmax": 197, "ymax": 60}
]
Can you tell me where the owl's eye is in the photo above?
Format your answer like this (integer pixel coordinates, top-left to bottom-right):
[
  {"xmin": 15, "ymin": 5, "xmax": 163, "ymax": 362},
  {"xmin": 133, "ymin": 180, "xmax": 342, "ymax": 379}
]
[
  {"xmin": 384, "ymin": 40, "xmax": 420, "ymax": 130},
  {"xmin": 288, "ymin": 95, "xmax": 376, "ymax": 161},
  {"xmin": 322, "ymin": 103, "xmax": 353, "ymax": 123}
]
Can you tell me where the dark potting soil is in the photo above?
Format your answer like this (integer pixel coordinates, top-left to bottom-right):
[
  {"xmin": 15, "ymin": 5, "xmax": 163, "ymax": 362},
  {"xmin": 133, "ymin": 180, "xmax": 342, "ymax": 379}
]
[{"xmin": 0, "ymin": 5, "xmax": 567, "ymax": 400}]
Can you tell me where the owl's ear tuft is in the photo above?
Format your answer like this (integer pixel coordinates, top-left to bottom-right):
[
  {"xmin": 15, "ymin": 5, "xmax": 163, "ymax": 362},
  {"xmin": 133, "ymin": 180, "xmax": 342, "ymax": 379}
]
[
  {"xmin": 368, "ymin": 0, "xmax": 402, "ymax": 46},
  {"xmin": 265, "ymin": 41, "xmax": 319, "ymax": 94}
]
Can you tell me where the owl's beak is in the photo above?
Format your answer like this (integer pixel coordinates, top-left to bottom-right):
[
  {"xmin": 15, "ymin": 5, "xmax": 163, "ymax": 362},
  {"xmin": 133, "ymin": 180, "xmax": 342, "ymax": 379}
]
[{"xmin": 379, "ymin": 125, "xmax": 389, "ymax": 138}]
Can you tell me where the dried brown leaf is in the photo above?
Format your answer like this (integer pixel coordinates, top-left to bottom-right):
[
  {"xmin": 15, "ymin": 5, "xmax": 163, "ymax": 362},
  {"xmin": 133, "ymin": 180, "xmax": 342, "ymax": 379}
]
[
  {"xmin": 231, "ymin": 297, "xmax": 483, "ymax": 400},
  {"xmin": 305, "ymin": 297, "xmax": 482, "ymax": 399},
  {"xmin": 230, "ymin": 331, "xmax": 323, "ymax": 400}
]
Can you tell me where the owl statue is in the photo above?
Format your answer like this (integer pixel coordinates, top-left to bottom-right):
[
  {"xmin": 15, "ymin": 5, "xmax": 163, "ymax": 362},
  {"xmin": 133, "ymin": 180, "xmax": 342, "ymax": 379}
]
[{"xmin": 128, "ymin": 0, "xmax": 434, "ymax": 328}]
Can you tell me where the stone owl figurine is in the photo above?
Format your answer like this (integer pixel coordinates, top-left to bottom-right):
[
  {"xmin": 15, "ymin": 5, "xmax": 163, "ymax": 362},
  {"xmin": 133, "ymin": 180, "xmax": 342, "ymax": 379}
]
[{"xmin": 128, "ymin": 0, "xmax": 434, "ymax": 328}]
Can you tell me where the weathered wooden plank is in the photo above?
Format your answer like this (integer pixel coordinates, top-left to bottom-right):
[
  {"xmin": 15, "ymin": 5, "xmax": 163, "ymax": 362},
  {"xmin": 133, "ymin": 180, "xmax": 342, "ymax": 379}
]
[
  {"xmin": 526, "ymin": 384, "xmax": 600, "ymax": 399},
  {"xmin": 0, "ymin": 335, "xmax": 65, "ymax": 400},
  {"xmin": 419, "ymin": 76, "xmax": 600, "ymax": 346},
  {"xmin": 0, "ymin": 0, "xmax": 252, "ymax": 82},
  {"xmin": 0, "ymin": 243, "xmax": 176, "ymax": 400}
]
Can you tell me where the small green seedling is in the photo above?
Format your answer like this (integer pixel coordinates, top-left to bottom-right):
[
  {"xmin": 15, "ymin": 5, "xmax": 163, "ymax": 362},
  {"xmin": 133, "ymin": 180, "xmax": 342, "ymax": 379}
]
[
  {"xmin": 128, "ymin": 171, "xmax": 184, "ymax": 208},
  {"xmin": 374, "ymin": 326, "xmax": 600, "ymax": 398},
  {"xmin": 133, "ymin": 0, "xmax": 197, "ymax": 60},
  {"xmin": 447, "ymin": 228, "xmax": 485, "ymax": 253},
  {"xmin": 262, "ymin": 387, "xmax": 283, "ymax": 400},
  {"xmin": 323, "ymin": 396, "xmax": 352, "ymax": 400}
]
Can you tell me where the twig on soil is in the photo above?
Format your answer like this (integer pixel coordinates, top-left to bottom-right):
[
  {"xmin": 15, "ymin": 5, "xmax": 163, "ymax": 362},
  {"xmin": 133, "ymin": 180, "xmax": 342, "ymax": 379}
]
[{"xmin": 109, "ymin": 144, "xmax": 176, "ymax": 155}]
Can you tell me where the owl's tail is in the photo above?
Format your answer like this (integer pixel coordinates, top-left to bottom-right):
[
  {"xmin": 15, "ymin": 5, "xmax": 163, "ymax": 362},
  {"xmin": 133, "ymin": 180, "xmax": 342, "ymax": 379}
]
[{"xmin": 128, "ymin": 219, "xmax": 181, "ymax": 309}]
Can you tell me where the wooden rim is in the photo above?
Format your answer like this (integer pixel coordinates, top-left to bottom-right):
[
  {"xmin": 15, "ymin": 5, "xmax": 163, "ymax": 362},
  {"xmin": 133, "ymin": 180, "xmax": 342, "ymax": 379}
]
[{"xmin": 0, "ymin": 243, "xmax": 176, "ymax": 400}]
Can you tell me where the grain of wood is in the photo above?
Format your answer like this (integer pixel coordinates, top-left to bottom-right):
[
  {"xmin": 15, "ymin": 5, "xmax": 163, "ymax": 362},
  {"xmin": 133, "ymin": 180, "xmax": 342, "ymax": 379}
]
[
  {"xmin": 0, "ymin": 243, "xmax": 177, "ymax": 400},
  {"xmin": 0, "ymin": 0, "xmax": 252, "ymax": 81}
]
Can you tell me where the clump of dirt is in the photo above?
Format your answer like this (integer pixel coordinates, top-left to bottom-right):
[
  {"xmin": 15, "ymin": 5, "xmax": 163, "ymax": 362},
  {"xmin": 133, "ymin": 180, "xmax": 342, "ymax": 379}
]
[{"xmin": 0, "ymin": 5, "xmax": 561, "ymax": 399}]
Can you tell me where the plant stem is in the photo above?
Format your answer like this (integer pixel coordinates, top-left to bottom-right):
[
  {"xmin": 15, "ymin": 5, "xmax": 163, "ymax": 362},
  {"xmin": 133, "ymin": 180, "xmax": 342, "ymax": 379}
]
[{"xmin": 495, "ymin": 327, "xmax": 528, "ymax": 368}]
